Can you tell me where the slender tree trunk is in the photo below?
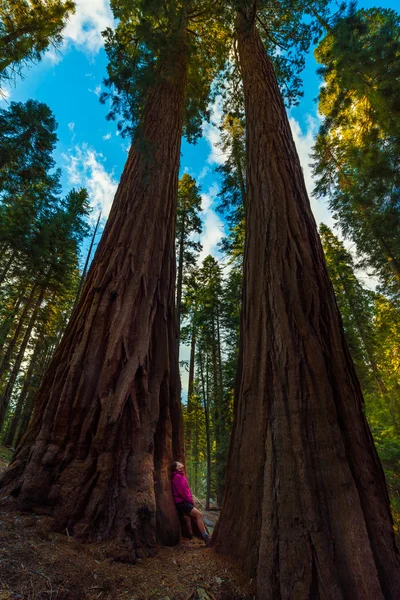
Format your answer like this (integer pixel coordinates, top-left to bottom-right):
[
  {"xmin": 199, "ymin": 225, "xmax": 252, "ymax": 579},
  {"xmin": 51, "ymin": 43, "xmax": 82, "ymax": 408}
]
[
  {"xmin": 188, "ymin": 324, "xmax": 196, "ymax": 405},
  {"xmin": 193, "ymin": 396, "xmax": 199, "ymax": 495},
  {"xmin": 214, "ymin": 13, "xmax": 400, "ymax": 600},
  {"xmin": 215, "ymin": 307, "xmax": 226, "ymax": 506},
  {"xmin": 72, "ymin": 212, "xmax": 102, "ymax": 314},
  {"xmin": 186, "ymin": 322, "xmax": 196, "ymax": 475},
  {"xmin": 211, "ymin": 311, "xmax": 223, "ymax": 504},
  {"xmin": 15, "ymin": 391, "xmax": 35, "ymax": 447},
  {"xmin": 0, "ymin": 250, "xmax": 15, "ymax": 287},
  {"xmin": 199, "ymin": 349, "xmax": 211, "ymax": 510},
  {"xmin": 0, "ymin": 286, "xmax": 25, "ymax": 346},
  {"xmin": 0, "ymin": 283, "xmax": 38, "ymax": 380},
  {"xmin": 0, "ymin": 39, "xmax": 188, "ymax": 558},
  {"xmin": 3, "ymin": 333, "xmax": 44, "ymax": 447},
  {"xmin": 234, "ymin": 139, "xmax": 246, "ymax": 209},
  {"xmin": 339, "ymin": 276, "xmax": 400, "ymax": 434},
  {"xmin": 176, "ymin": 216, "xmax": 185, "ymax": 354},
  {"xmin": 0, "ymin": 285, "xmax": 46, "ymax": 430}
]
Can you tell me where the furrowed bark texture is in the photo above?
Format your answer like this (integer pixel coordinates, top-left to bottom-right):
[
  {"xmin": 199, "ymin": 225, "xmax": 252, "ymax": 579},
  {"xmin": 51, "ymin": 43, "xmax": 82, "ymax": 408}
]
[
  {"xmin": 0, "ymin": 53, "xmax": 187, "ymax": 556},
  {"xmin": 214, "ymin": 16, "xmax": 400, "ymax": 600}
]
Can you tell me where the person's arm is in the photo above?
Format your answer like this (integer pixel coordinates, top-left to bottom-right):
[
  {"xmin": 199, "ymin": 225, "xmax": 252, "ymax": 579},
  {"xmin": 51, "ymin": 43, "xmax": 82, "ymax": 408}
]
[
  {"xmin": 181, "ymin": 474, "xmax": 194, "ymax": 504},
  {"xmin": 175, "ymin": 473, "xmax": 194, "ymax": 504}
]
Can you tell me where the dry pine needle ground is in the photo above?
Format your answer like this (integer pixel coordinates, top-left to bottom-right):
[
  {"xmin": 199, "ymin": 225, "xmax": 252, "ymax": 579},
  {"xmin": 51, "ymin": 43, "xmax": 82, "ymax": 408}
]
[{"xmin": 0, "ymin": 457, "xmax": 254, "ymax": 600}]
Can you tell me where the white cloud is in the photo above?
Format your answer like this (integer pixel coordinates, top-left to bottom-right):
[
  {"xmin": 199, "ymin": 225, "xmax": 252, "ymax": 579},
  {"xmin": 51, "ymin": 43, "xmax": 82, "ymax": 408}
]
[
  {"xmin": 289, "ymin": 114, "xmax": 335, "ymax": 230},
  {"xmin": 202, "ymin": 96, "xmax": 225, "ymax": 166},
  {"xmin": 62, "ymin": 0, "xmax": 115, "ymax": 54},
  {"xmin": 199, "ymin": 182, "xmax": 224, "ymax": 262},
  {"xmin": 198, "ymin": 166, "xmax": 210, "ymax": 182},
  {"xmin": 68, "ymin": 121, "xmax": 76, "ymax": 141},
  {"xmin": 89, "ymin": 84, "xmax": 102, "ymax": 97},
  {"xmin": 63, "ymin": 143, "xmax": 118, "ymax": 218},
  {"xmin": 0, "ymin": 87, "xmax": 11, "ymax": 102},
  {"xmin": 102, "ymin": 133, "xmax": 112, "ymax": 141}
]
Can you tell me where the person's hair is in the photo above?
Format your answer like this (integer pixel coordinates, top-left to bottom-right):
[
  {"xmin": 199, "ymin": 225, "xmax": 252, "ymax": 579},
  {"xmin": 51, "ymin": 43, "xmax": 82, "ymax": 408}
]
[{"xmin": 171, "ymin": 461, "xmax": 183, "ymax": 472}]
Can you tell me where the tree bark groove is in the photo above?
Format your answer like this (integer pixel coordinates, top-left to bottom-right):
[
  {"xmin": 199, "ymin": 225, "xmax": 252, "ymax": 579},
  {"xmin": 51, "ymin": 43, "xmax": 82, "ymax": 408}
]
[
  {"xmin": 0, "ymin": 51, "xmax": 188, "ymax": 558},
  {"xmin": 213, "ymin": 15, "xmax": 400, "ymax": 600}
]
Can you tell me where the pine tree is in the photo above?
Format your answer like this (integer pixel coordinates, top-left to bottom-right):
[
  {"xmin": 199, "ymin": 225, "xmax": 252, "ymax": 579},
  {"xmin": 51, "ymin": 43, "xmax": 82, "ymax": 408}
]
[
  {"xmin": 312, "ymin": 7, "xmax": 400, "ymax": 300},
  {"xmin": 319, "ymin": 224, "xmax": 378, "ymax": 393},
  {"xmin": 216, "ymin": 114, "xmax": 246, "ymax": 263},
  {"xmin": 176, "ymin": 173, "xmax": 202, "ymax": 347},
  {"xmin": 0, "ymin": 0, "xmax": 75, "ymax": 88},
  {"xmin": 0, "ymin": 99, "xmax": 61, "ymax": 282}
]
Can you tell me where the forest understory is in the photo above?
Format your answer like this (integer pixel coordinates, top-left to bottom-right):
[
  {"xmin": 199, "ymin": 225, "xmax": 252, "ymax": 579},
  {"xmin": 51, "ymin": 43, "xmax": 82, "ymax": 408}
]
[{"xmin": 0, "ymin": 452, "xmax": 254, "ymax": 600}]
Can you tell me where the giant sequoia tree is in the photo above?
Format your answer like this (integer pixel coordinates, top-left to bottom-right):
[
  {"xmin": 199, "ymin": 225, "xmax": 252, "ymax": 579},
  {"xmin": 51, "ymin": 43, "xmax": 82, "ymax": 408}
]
[
  {"xmin": 0, "ymin": 0, "xmax": 228, "ymax": 558},
  {"xmin": 214, "ymin": 2, "xmax": 400, "ymax": 599}
]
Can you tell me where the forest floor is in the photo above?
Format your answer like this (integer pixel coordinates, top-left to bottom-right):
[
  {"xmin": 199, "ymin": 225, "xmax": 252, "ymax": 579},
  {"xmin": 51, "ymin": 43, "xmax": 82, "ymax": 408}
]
[{"xmin": 0, "ymin": 452, "xmax": 254, "ymax": 600}]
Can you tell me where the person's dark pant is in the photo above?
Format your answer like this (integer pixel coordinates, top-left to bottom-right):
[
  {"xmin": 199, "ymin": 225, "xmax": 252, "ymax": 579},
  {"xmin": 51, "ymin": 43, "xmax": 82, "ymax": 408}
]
[{"xmin": 175, "ymin": 501, "xmax": 194, "ymax": 516}]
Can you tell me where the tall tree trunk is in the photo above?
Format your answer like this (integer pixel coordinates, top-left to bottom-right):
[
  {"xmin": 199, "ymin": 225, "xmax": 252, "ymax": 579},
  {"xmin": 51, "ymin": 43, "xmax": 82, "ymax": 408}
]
[
  {"xmin": 215, "ymin": 307, "xmax": 225, "ymax": 507},
  {"xmin": 0, "ymin": 285, "xmax": 46, "ymax": 430},
  {"xmin": 0, "ymin": 250, "xmax": 15, "ymax": 287},
  {"xmin": 176, "ymin": 215, "xmax": 185, "ymax": 354},
  {"xmin": 0, "ymin": 283, "xmax": 38, "ymax": 380},
  {"xmin": 3, "ymin": 333, "xmax": 44, "ymax": 447},
  {"xmin": 0, "ymin": 285, "xmax": 25, "ymax": 346},
  {"xmin": 338, "ymin": 275, "xmax": 400, "ymax": 434},
  {"xmin": 214, "ymin": 13, "xmax": 400, "ymax": 600},
  {"xmin": 186, "ymin": 322, "xmax": 196, "ymax": 479},
  {"xmin": 72, "ymin": 211, "xmax": 102, "ymax": 314},
  {"xmin": 0, "ymin": 42, "xmax": 188, "ymax": 558},
  {"xmin": 211, "ymin": 311, "xmax": 223, "ymax": 504},
  {"xmin": 199, "ymin": 348, "xmax": 211, "ymax": 510}
]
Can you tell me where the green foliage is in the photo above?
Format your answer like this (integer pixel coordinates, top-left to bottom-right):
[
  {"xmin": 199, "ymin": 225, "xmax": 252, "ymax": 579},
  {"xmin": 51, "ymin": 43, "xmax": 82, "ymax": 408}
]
[
  {"xmin": 182, "ymin": 255, "xmax": 239, "ymax": 503},
  {"xmin": 319, "ymin": 224, "xmax": 377, "ymax": 390},
  {"xmin": 101, "ymin": 0, "xmax": 230, "ymax": 141},
  {"xmin": 177, "ymin": 173, "xmax": 202, "ymax": 272},
  {"xmin": 0, "ymin": 0, "xmax": 75, "ymax": 88},
  {"xmin": 0, "ymin": 445, "xmax": 12, "ymax": 462},
  {"xmin": 216, "ymin": 114, "xmax": 246, "ymax": 263},
  {"xmin": 312, "ymin": 7, "xmax": 400, "ymax": 302},
  {"xmin": 0, "ymin": 100, "xmax": 61, "ymax": 259},
  {"xmin": 0, "ymin": 100, "xmax": 91, "ymax": 438}
]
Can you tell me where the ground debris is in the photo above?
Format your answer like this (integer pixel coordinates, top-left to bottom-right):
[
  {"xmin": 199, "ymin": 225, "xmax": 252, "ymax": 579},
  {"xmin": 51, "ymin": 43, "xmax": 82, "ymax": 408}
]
[{"xmin": 0, "ymin": 502, "xmax": 254, "ymax": 600}]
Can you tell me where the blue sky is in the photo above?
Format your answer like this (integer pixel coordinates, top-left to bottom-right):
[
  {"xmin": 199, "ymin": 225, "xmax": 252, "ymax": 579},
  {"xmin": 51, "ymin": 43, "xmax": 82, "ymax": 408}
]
[
  {"xmin": 1, "ymin": 0, "xmax": 397, "ymax": 262},
  {"xmin": 1, "ymin": 0, "xmax": 397, "ymax": 392}
]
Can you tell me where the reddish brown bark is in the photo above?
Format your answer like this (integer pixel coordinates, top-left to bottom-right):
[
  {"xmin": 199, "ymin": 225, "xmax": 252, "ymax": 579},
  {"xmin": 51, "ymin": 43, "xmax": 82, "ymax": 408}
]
[
  {"xmin": 0, "ymin": 45, "xmax": 188, "ymax": 558},
  {"xmin": 214, "ymin": 13, "xmax": 400, "ymax": 600}
]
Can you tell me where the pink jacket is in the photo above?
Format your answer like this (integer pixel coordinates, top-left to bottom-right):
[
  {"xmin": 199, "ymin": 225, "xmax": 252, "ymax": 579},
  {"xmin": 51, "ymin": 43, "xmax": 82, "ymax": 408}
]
[{"xmin": 171, "ymin": 471, "xmax": 194, "ymax": 504}]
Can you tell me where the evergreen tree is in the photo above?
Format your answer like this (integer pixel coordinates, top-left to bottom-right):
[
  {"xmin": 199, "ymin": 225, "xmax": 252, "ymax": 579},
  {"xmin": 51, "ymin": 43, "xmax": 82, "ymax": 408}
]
[
  {"xmin": 0, "ymin": 100, "xmax": 61, "ymax": 282},
  {"xmin": 216, "ymin": 114, "xmax": 246, "ymax": 263},
  {"xmin": 312, "ymin": 7, "xmax": 400, "ymax": 300},
  {"xmin": 319, "ymin": 224, "xmax": 377, "ymax": 393},
  {"xmin": 176, "ymin": 173, "xmax": 202, "ymax": 347},
  {"xmin": 0, "ymin": 188, "xmax": 90, "ymax": 430},
  {"xmin": 0, "ymin": 0, "xmax": 75, "ymax": 88}
]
